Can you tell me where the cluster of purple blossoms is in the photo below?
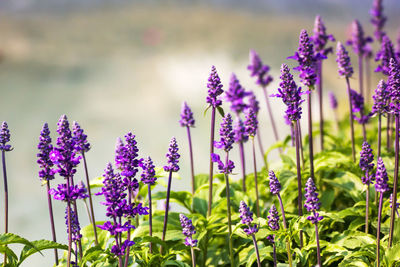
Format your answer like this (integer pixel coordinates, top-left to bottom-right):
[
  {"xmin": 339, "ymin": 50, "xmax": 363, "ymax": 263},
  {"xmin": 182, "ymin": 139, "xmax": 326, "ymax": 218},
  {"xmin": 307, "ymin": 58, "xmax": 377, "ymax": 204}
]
[
  {"xmin": 370, "ymin": 0, "xmax": 386, "ymax": 41},
  {"xmin": 140, "ymin": 157, "xmax": 156, "ymax": 185},
  {"xmin": 37, "ymin": 123, "xmax": 56, "ymax": 181},
  {"xmin": 247, "ymin": 91, "xmax": 260, "ymax": 114},
  {"xmin": 214, "ymin": 113, "xmax": 235, "ymax": 152},
  {"xmin": 225, "ymin": 74, "xmax": 251, "ymax": 114},
  {"xmin": 268, "ymin": 170, "xmax": 281, "ymax": 195},
  {"xmin": 329, "ymin": 91, "xmax": 338, "ymax": 110},
  {"xmin": 375, "ymin": 157, "xmax": 389, "ymax": 193},
  {"xmin": 372, "ymin": 80, "xmax": 389, "ymax": 115},
  {"xmin": 163, "ymin": 137, "xmax": 180, "ymax": 172},
  {"xmin": 396, "ymin": 31, "xmax": 400, "ymax": 61},
  {"xmin": 248, "ymin": 49, "xmax": 273, "ymax": 87},
  {"xmin": 347, "ymin": 20, "xmax": 373, "ymax": 56},
  {"xmin": 375, "ymin": 35, "xmax": 396, "ymax": 76},
  {"xmin": 239, "ymin": 201, "xmax": 258, "ymax": 235},
  {"xmin": 388, "ymin": 58, "xmax": 400, "ymax": 114},
  {"xmin": 50, "ymin": 183, "xmax": 89, "ymax": 202},
  {"xmin": 206, "ymin": 66, "xmax": 224, "ymax": 108},
  {"xmin": 233, "ymin": 117, "xmax": 248, "ymax": 143},
  {"xmin": 0, "ymin": 122, "xmax": 12, "ymax": 152},
  {"xmin": 267, "ymin": 205, "xmax": 280, "ymax": 243},
  {"xmin": 360, "ymin": 142, "xmax": 375, "ymax": 185},
  {"xmin": 312, "ymin": 15, "xmax": 335, "ymax": 57},
  {"xmin": 244, "ymin": 108, "xmax": 258, "ymax": 137},
  {"xmin": 65, "ymin": 207, "xmax": 82, "ymax": 242},
  {"xmin": 179, "ymin": 102, "xmax": 195, "ymax": 128},
  {"xmin": 72, "ymin": 121, "xmax": 90, "ymax": 153},
  {"xmin": 211, "ymin": 153, "xmax": 235, "ymax": 174},
  {"xmin": 115, "ymin": 133, "xmax": 140, "ymax": 191},
  {"xmin": 273, "ymin": 64, "xmax": 305, "ymax": 122},
  {"xmin": 336, "ymin": 42, "xmax": 354, "ymax": 78},
  {"xmin": 304, "ymin": 178, "xmax": 323, "ymax": 224},
  {"xmin": 179, "ymin": 214, "xmax": 198, "ymax": 247},
  {"xmin": 350, "ymin": 89, "xmax": 370, "ymax": 124}
]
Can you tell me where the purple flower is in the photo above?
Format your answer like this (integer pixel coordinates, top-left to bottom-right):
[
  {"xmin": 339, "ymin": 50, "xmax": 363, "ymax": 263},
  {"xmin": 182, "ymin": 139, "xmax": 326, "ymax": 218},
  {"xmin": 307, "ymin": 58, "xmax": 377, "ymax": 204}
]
[
  {"xmin": 140, "ymin": 156, "xmax": 156, "ymax": 185},
  {"xmin": 0, "ymin": 121, "xmax": 12, "ymax": 152},
  {"xmin": 346, "ymin": 20, "xmax": 373, "ymax": 56},
  {"xmin": 225, "ymin": 73, "xmax": 251, "ymax": 114},
  {"xmin": 304, "ymin": 178, "xmax": 323, "ymax": 224},
  {"xmin": 268, "ymin": 170, "xmax": 281, "ymax": 195},
  {"xmin": 37, "ymin": 123, "xmax": 56, "ymax": 181},
  {"xmin": 214, "ymin": 113, "xmax": 234, "ymax": 152},
  {"xmin": 239, "ymin": 201, "xmax": 258, "ymax": 235},
  {"xmin": 312, "ymin": 15, "xmax": 335, "ymax": 56},
  {"xmin": 248, "ymin": 49, "xmax": 273, "ymax": 88},
  {"xmin": 288, "ymin": 29, "xmax": 318, "ymax": 87},
  {"xmin": 390, "ymin": 194, "xmax": 400, "ymax": 212},
  {"xmin": 375, "ymin": 35, "xmax": 396, "ymax": 76},
  {"xmin": 233, "ymin": 117, "xmax": 248, "ymax": 143},
  {"xmin": 273, "ymin": 64, "xmax": 306, "ymax": 122},
  {"xmin": 267, "ymin": 204, "xmax": 280, "ymax": 231},
  {"xmin": 388, "ymin": 58, "xmax": 400, "ymax": 114},
  {"xmin": 360, "ymin": 141, "xmax": 375, "ymax": 185},
  {"xmin": 247, "ymin": 91, "xmax": 260, "ymax": 114},
  {"xmin": 65, "ymin": 207, "xmax": 82, "ymax": 242},
  {"xmin": 206, "ymin": 65, "xmax": 224, "ymax": 108},
  {"xmin": 179, "ymin": 214, "xmax": 198, "ymax": 247},
  {"xmin": 396, "ymin": 30, "xmax": 400, "ymax": 61},
  {"xmin": 179, "ymin": 102, "xmax": 195, "ymax": 127},
  {"xmin": 375, "ymin": 157, "xmax": 389, "ymax": 193},
  {"xmin": 370, "ymin": 0, "xmax": 386, "ymax": 41},
  {"xmin": 115, "ymin": 137, "xmax": 125, "ymax": 169},
  {"xmin": 244, "ymin": 107, "xmax": 258, "ymax": 137},
  {"xmin": 336, "ymin": 42, "xmax": 354, "ymax": 78},
  {"xmin": 328, "ymin": 91, "xmax": 338, "ymax": 110},
  {"xmin": 211, "ymin": 153, "xmax": 234, "ymax": 174},
  {"xmin": 163, "ymin": 137, "xmax": 180, "ymax": 172},
  {"xmin": 372, "ymin": 80, "xmax": 389, "ymax": 114},
  {"xmin": 350, "ymin": 89, "xmax": 364, "ymax": 113},
  {"xmin": 49, "ymin": 183, "xmax": 89, "ymax": 202},
  {"xmin": 72, "ymin": 121, "xmax": 90, "ymax": 153}
]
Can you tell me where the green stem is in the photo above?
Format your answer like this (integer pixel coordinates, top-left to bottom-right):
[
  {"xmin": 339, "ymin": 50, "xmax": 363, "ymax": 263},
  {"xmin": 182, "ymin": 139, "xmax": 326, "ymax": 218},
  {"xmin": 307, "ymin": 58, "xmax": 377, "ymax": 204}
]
[{"xmin": 224, "ymin": 151, "xmax": 234, "ymax": 266}]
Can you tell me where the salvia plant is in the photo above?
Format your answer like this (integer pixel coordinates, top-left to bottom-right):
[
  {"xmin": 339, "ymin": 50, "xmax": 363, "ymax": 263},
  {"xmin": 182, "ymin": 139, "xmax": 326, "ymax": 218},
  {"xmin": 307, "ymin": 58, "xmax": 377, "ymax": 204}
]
[{"xmin": 3, "ymin": 2, "xmax": 400, "ymax": 267}]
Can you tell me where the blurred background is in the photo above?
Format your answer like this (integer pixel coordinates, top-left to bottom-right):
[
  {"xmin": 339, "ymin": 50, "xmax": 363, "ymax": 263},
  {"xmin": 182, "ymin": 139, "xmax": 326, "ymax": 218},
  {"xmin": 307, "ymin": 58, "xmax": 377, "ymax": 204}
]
[{"xmin": 0, "ymin": 0, "xmax": 399, "ymax": 265}]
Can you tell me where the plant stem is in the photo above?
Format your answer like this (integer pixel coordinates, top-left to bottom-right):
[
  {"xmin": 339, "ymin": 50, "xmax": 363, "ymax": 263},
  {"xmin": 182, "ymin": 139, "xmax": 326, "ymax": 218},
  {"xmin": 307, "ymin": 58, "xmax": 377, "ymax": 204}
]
[
  {"xmin": 358, "ymin": 53, "xmax": 364, "ymax": 97},
  {"xmin": 317, "ymin": 60, "xmax": 324, "ymax": 151},
  {"xmin": 251, "ymin": 234, "xmax": 261, "ymax": 267},
  {"xmin": 365, "ymin": 183, "xmax": 369, "ymax": 234},
  {"xmin": 272, "ymin": 240, "xmax": 277, "ymax": 267},
  {"xmin": 376, "ymin": 114, "xmax": 382, "ymax": 206},
  {"xmin": 161, "ymin": 170, "xmax": 173, "ymax": 254},
  {"xmin": 186, "ymin": 126, "xmax": 196, "ymax": 195},
  {"xmin": 208, "ymin": 107, "xmax": 216, "ymax": 217},
  {"xmin": 277, "ymin": 194, "xmax": 293, "ymax": 267},
  {"xmin": 360, "ymin": 110, "xmax": 367, "ymax": 141},
  {"xmin": 2, "ymin": 150, "xmax": 9, "ymax": 264},
  {"xmin": 388, "ymin": 114, "xmax": 393, "ymax": 151},
  {"xmin": 389, "ymin": 115, "xmax": 399, "ymax": 248},
  {"xmin": 262, "ymin": 86, "xmax": 280, "ymax": 153},
  {"xmin": 315, "ymin": 220, "xmax": 321, "ymax": 267},
  {"xmin": 239, "ymin": 141, "xmax": 246, "ymax": 192},
  {"xmin": 257, "ymin": 128, "xmax": 268, "ymax": 170},
  {"xmin": 70, "ymin": 179, "xmax": 83, "ymax": 260},
  {"xmin": 46, "ymin": 181, "xmax": 59, "ymax": 265},
  {"xmin": 377, "ymin": 192, "xmax": 384, "ymax": 267},
  {"xmin": 308, "ymin": 90, "xmax": 315, "ymax": 179},
  {"xmin": 346, "ymin": 77, "xmax": 356, "ymax": 162},
  {"xmin": 66, "ymin": 176, "xmax": 72, "ymax": 267},
  {"xmin": 252, "ymin": 138, "xmax": 260, "ymax": 217},
  {"xmin": 290, "ymin": 122, "xmax": 295, "ymax": 147},
  {"xmin": 148, "ymin": 184, "xmax": 153, "ymax": 253},
  {"xmin": 365, "ymin": 56, "xmax": 371, "ymax": 105},
  {"xmin": 82, "ymin": 152, "xmax": 98, "ymax": 245},
  {"xmin": 224, "ymin": 151, "xmax": 234, "ymax": 266},
  {"xmin": 297, "ymin": 122, "xmax": 305, "ymax": 169},
  {"xmin": 294, "ymin": 120, "xmax": 304, "ymax": 247},
  {"xmin": 191, "ymin": 247, "xmax": 196, "ymax": 267}
]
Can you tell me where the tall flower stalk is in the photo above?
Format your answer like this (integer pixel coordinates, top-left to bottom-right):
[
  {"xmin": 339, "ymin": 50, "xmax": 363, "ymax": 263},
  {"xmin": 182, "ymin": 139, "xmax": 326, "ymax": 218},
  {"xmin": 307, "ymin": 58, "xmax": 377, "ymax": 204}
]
[
  {"xmin": 72, "ymin": 121, "xmax": 98, "ymax": 245},
  {"xmin": 37, "ymin": 123, "xmax": 58, "ymax": 265},
  {"xmin": 239, "ymin": 201, "xmax": 261, "ymax": 267},
  {"xmin": 267, "ymin": 205, "xmax": 279, "ymax": 267},
  {"xmin": 206, "ymin": 66, "xmax": 224, "ymax": 217},
  {"xmin": 375, "ymin": 157, "xmax": 389, "ymax": 266},
  {"xmin": 312, "ymin": 15, "xmax": 335, "ymax": 150},
  {"xmin": 350, "ymin": 89, "xmax": 369, "ymax": 140},
  {"xmin": 268, "ymin": 170, "xmax": 292, "ymax": 266},
  {"xmin": 273, "ymin": 64, "xmax": 306, "ymax": 247},
  {"xmin": 212, "ymin": 113, "xmax": 235, "ymax": 265},
  {"xmin": 370, "ymin": 0, "xmax": 386, "ymax": 43},
  {"xmin": 372, "ymin": 80, "xmax": 389, "ymax": 159},
  {"xmin": 304, "ymin": 178, "xmax": 323, "ymax": 267},
  {"xmin": 234, "ymin": 117, "xmax": 249, "ymax": 192},
  {"xmin": 180, "ymin": 214, "xmax": 198, "ymax": 267},
  {"xmin": 180, "ymin": 102, "xmax": 196, "ymax": 195},
  {"xmin": 336, "ymin": 42, "xmax": 356, "ymax": 162},
  {"xmin": 161, "ymin": 137, "xmax": 180, "ymax": 253},
  {"xmin": 359, "ymin": 141, "xmax": 375, "ymax": 233}
]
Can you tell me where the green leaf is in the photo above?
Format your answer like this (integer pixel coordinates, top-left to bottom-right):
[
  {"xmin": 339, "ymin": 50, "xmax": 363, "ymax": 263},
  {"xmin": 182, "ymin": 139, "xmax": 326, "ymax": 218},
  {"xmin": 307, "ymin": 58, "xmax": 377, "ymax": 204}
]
[
  {"xmin": 216, "ymin": 106, "xmax": 225, "ymax": 118},
  {"xmin": 89, "ymin": 176, "xmax": 104, "ymax": 189},
  {"xmin": 18, "ymin": 239, "xmax": 68, "ymax": 265}
]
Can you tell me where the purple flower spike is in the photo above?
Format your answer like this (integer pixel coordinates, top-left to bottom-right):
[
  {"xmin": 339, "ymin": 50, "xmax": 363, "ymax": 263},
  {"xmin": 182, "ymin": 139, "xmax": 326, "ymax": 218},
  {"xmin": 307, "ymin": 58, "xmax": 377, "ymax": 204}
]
[
  {"xmin": 360, "ymin": 141, "xmax": 375, "ymax": 185},
  {"xmin": 164, "ymin": 137, "xmax": 180, "ymax": 172},
  {"xmin": 37, "ymin": 123, "xmax": 56, "ymax": 181},
  {"xmin": 273, "ymin": 64, "xmax": 306, "ymax": 122},
  {"xmin": 65, "ymin": 207, "xmax": 82, "ymax": 242},
  {"xmin": 214, "ymin": 113, "xmax": 234, "ymax": 152},
  {"xmin": 179, "ymin": 102, "xmax": 195, "ymax": 127},
  {"xmin": 0, "ymin": 122, "xmax": 12, "ymax": 152},
  {"xmin": 396, "ymin": 31, "xmax": 400, "ymax": 61},
  {"xmin": 179, "ymin": 214, "xmax": 198, "ymax": 247},
  {"xmin": 375, "ymin": 35, "xmax": 396, "ymax": 76},
  {"xmin": 336, "ymin": 42, "xmax": 354, "ymax": 78},
  {"xmin": 347, "ymin": 20, "xmax": 373, "ymax": 56},
  {"xmin": 388, "ymin": 58, "xmax": 400, "ymax": 114},
  {"xmin": 211, "ymin": 153, "xmax": 234, "ymax": 174},
  {"xmin": 72, "ymin": 121, "xmax": 90, "ymax": 153},
  {"xmin": 304, "ymin": 178, "xmax": 323, "ymax": 224},
  {"xmin": 244, "ymin": 107, "xmax": 258, "ymax": 137},
  {"xmin": 312, "ymin": 15, "xmax": 335, "ymax": 56},
  {"xmin": 225, "ymin": 73, "xmax": 251, "ymax": 114},
  {"xmin": 140, "ymin": 157, "xmax": 156, "ymax": 185},
  {"xmin": 206, "ymin": 66, "xmax": 224, "ymax": 108},
  {"xmin": 267, "ymin": 204, "xmax": 280, "ymax": 231},
  {"xmin": 121, "ymin": 132, "xmax": 140, "ymax": 180},
  {"xmin": 268, "ymin": 170, "xmax": 281, "ymax": 195},
  {"xmin": 50, "ymin": 183, "xmax": 89, "ymax": 202},
  {"xmin": 247, "ymin": 91, "xmax": 260, "ymax": 114},
  {"xmin": 350, "ymin": 89, "xmax": 364, "ymax": 113},
  {"xmin": 239, "ymin": 201, "xmax": 258, "ymax": 235},
  {"xmin": 370, "ymin": 0, "xmax": 386, "ymax": 41},
  {"xmin": 328, "ymin": 91, "xmax": 338, "ymax": 110},
  {"xmin": 248, "ymin": 49, "xmax": 273, "ymax": 87},
  {"xmin": 233, "ymin": 117, "xmax": 248, "ymax": 143},
  {"xmin": 289, "ymin": 29, "xmax": 318, "ymax": 87},
  {"xmin": 375, "ymin": 157, "xmax": 389, "ymax": 192},
  {"xmin": 372, "ymin": 80, "xmax": 389, "ymax": 115}
]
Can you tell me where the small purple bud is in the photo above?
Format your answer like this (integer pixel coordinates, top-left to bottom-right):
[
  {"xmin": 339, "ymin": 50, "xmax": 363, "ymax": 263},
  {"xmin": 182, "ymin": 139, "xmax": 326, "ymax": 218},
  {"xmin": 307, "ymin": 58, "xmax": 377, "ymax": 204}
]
[
  {"xmin": 0, "ymin": 121, "xmax": 11, "ymax": 151},
  {"xmin": 163, "ymin": 137, "xmax": 180, "ymax": 172},
  {"xmin": 267, "ymin": 204, "xmax": 280, "ymax": 231},
  {"xmin": 336, "ymin": 42, "xmax": 353, "ymax": 78},
  {"xmin": 179, "ymin": 102, "xmax": 195, "ymax": 127},
  {"xmin": 375, "ymin": 157, "xmax": 389, "ymax": 193},
  {"xmin": 206, "ymin": 66, "xmax": 224, "ymax": 108},
  {"xmin": 268, "ymin": 170, "xmax": 281, "ymax": 195},
  {"xmin": 328, "ymin": 91, "xmax": 338, "ymax": 110}
]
